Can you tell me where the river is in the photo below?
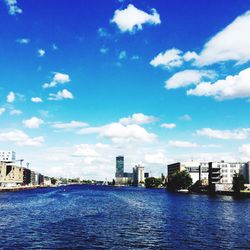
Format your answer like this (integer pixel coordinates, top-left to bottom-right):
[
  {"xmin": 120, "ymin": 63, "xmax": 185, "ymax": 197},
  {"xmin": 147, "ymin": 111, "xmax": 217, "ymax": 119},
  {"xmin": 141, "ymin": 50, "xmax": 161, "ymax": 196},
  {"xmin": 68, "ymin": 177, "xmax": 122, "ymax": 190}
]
[{"xmin": 0, "ymin": 185, "xmax": 249, "ymax": 249}]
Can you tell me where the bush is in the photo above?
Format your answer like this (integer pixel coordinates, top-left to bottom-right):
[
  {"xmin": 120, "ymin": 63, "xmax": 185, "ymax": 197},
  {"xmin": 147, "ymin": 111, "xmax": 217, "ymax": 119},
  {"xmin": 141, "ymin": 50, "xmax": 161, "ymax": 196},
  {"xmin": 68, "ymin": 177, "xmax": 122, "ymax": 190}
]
[
  {"xmin": 145, "ymin": 177, "xmax": 162, "ymax": 188},
  {"xmin": 167, "ymin": 170, "xmax": 192, "ymax": 191}
]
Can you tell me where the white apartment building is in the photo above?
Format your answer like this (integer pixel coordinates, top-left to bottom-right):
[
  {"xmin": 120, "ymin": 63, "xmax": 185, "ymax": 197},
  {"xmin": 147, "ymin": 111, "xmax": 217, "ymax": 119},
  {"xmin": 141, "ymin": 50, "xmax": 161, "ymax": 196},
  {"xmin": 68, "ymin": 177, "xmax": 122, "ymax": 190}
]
[{"xmin": 0, "ymin": 151, "xmax": 16, "ymax": 162}]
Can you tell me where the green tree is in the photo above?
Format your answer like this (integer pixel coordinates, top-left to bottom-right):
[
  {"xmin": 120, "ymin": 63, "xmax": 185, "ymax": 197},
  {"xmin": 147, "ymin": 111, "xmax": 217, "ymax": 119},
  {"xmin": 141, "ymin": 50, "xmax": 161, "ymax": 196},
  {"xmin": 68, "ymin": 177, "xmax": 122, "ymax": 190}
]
[
  {"xmin": 167, "ymin": 170, "xmax": 192, "ymax": 191},
  {"xmin": 145, "ymin": 177, "xmax": 162, "ymax": 188},
  {"xmin": 232, "ymin": 173, "xmax": 245, "ymax": 195},
  {"xmin": 51, "ymin": 177, "xmax": 57, "ymax": 185}
]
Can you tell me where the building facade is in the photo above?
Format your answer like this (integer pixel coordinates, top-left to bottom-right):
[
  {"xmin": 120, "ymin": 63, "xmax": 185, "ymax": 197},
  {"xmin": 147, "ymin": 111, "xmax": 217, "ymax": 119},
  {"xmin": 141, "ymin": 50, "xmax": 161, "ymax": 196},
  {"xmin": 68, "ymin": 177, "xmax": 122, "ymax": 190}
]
[
  {"xmin": 133, "ymin": 165, "xmax": 145, "ymax": 186},
  {"xmin": 0, "ymin": 162, "xmax": 23, "ymax": 187},
  {"xmin": 115, "ymin": 156, "xmax": 124, "ymax": 178},
  {"xmin": 0, "ymin": 151, "xmax": 16, "ymax": 162}
]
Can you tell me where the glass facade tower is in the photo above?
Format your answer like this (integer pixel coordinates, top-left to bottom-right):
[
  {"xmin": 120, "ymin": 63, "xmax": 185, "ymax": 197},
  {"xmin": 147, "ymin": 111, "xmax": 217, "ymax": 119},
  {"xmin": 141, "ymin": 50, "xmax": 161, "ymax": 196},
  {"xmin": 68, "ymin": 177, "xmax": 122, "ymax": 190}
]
[{"xmin": 116, "ymin": 156, "xmax": 124, "ymax": 177}]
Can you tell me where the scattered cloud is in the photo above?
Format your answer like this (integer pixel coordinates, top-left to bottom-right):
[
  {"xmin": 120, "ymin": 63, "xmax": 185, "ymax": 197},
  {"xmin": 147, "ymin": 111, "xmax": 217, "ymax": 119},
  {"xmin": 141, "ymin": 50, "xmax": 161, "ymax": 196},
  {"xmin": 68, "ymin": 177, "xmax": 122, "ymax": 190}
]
[
  {"xmin": 179, "ymin": 114, "xmax": 192, "ymax": 121},
  {"xmin": 0, "ymin": 108, "xmax": 6, "ymax": 115},
  {"xmin": 131, "ymin": 55, "xmax": 139, "ymax": 60},
  {"xmin": 239, "ymin": 144, "xmax": 250, "ymax": 159},
  {"xmin": 0, "ymin": 129, "xmax": 44, "ymax": 146},
  {"xmin": 22, "ymin": 117, "xmax": 44, "ymax": 129},
  {"xmin": 48, "ymin": 89, "xmax": 74, "ymax": 101},
  {"xmin": 111, "ymin": 4, "xmax": 161, "ymax": 33},
  {"xmin": 100, "ymin": 47, "xmax": 109, "ymax": 54},
  {"xmin": 43, "ymin": 72, "xmax": 70, "ymax": 89},
  {"xmin": 4, "ymin": 0, "xmax": 22, "ymax": 15},
  {"xmin": 52, "ymin": 121, "xmax": 89, "ymax": 130},
  {"xmin": 16, "ymin": 38, "xmax": 30, "ymax": 44},
  {"xmin": 31, "ymin": 97, "xmax": 43, "ymax": 103},
  {"xmin": 7, "ymin": 91, "xmax": 15, "ymax": 103},
  {"xmin": 187, "ymin": 67, "xmax": 250, "ymax": 100},
  {"xmin": 38, "ymin": 49, "xmax": 45, "ymax": 57},
  {"xmin": 52, "ymin": 44, "xmax": 58, "ymax": 50},
  {"xmin": 10, "ymin": 109, "xmax": 22, "ymax": 115},
  {"xmin": 118, "ymin": 50, "xmax": 127, "ymax": 60},
  {"xmin": 165, "ymin": 70, "xmax": 215, "ymax": 89},
  {"xmin": 161, "ymin": 123, "xmax": 176, "ymax": 129},
  {"xmin": 97, "ymin": 27, "xmax": 110, "ymax": 38},
  {"xmin": 119, "ymin": 113, "xmax": 157, "ymax": 125},
  {"xmin": 144, "ymin": 151, "xmax": 167, "ymax": 165},
  {"xmin": 168, "ymin": 140, "xmax": 198, "ymax": 148},
  {"xmin": 196, "ymin": 10, "xmax": 250, "ymax": 66},
  {"xmin": 196, "ymin": 128, "xmax": 250, "ymax": 140},
  {"xmin": 78, "ymin": 122, "xmax": 157, "ymax": 144}
]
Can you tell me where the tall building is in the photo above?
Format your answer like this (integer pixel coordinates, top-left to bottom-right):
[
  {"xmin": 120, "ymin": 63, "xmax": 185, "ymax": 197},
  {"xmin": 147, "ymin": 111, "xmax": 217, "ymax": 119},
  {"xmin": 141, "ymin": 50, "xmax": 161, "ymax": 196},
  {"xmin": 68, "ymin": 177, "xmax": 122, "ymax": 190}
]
[
  {"xmin": 116, "ymin": 156, "xmax": 124, "ymax": 177},
  {"xmin": 133, "ymin": 165, "xmax": 145, "ymax": 186},
  {"xmin": 0, "ymin": 151, "xmax": 16, "ymax": 162}
]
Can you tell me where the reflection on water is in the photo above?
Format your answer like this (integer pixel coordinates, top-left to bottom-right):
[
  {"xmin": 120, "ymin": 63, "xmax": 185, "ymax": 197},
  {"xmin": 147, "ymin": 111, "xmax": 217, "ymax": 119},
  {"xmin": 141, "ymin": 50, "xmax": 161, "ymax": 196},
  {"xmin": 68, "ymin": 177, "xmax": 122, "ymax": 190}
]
[{"xmin": 0, "ymin": 185, "xmax": 249, "ymax": 249}]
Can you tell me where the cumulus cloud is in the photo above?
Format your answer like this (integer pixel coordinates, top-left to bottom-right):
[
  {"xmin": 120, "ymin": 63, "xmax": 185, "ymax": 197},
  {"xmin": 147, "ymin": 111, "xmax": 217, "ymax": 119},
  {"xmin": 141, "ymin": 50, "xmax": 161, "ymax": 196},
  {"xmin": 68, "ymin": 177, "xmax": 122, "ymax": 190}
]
[
  {"xmin": 144, "ymin": 151, "xmax": 167, "ymax": 165},
  {"xmin": 0, "ymin": 129, "xmax": 44, "ymax": 146},
  {"xmin": 38, "ymin": 49, "xmax": 45, "ymax": 57},
  {"xmin": 16, "ymin": 38, "xmax": 30, "ymax": 44},
  {"xmin": 10, "ymin": 109, "xmax": 22, "ymax": 115},
  {"xmin": 119, "ymin": 113, "xmax": 157, "ymax": 125},
  {"xmin": 161, "ymin": 123, "xmax": 176, "ymax": 129},
  {"xmin": 48, "ymin": 89, "xmax": 74, "ymax": 101},
  {"xmin": 196, "ymin": 128, "xmax": 250, "ymax": 140},
  {"xmin": 22, "ymin": 117, "xmax": 44, "ymax": 129},
  {"xmin": 4, "ymin": 0, "xmax": 22, "ymax": 15},
  {"xmin": 187, "ymin": 67, "xmax": 250, "ymax": 100},
  {"xmin": 168, "ymin": 140, "xmax": 198, "ymax": 148},
  {"xmin": 118, "ymin": 50, "xmax": 127, "ymax": 60},
  {"xmin": 111, "ymin": 4, "xmax": 161, "ymax": 33},
  {"xmin": 0, "ymin": 108, "xmax": 6, "ymax": 115},
  {"xmin": 31, "ymin": 97, "xmax": 43, "ymax": 103},
  {"xmin": 165, "ymin": 70, "xmax": 215, "ymax": 89},
  {"xmin": 196, "ymin": 11, "xmax": 250, "ymax": 66},
  {"xmin": 52, "ymin": 121, "xmax": 89, "ymax": 130},
  {"xmin": 43, "ymin": 72, "xmax": 70, "ymax": 89},
  {"xmin": 6, "ymin": 91, "xmax": 15, "ymax": 103},
  {"xmin": 78, "ymin": 122, "xmax": 157, "ymax": 144}
]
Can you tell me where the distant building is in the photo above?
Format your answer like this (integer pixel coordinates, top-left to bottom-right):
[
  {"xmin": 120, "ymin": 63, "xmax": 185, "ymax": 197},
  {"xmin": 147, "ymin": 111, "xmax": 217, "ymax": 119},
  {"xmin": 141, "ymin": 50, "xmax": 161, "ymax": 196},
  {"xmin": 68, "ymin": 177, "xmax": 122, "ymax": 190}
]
[
  {"xmin": 22, "ymin": 168, "xmax": 31, "ymax": 186},
  {"xmin": 167, "ymin": 161, "xmax": 209, "ymax": 184},
  {"xmin": 0, "ymin": 151, "xmax": 16, "ymax": 162},
  {"xmin": 0, "ymin": 162, "xmax": 23, "ymax": 187},
  {"xmin": 116, "ymin": 156, "xmax": 124, "ymax": 177},
  {"xmin": 44, "ymin": 176, "xmax": 51, "ymax": 186},
  {"xmin": 31, "ymin": 171, "xmax": 38, "ymax": 185},
  {"xmin": 144, "ymin": 172, "xmax": 149, "ymax": 178},
  {"xmin": 38, "ymin": 174, "xmax": 44, "ymax": 186},
  {"xmin": 133, "ymin": 165, "xmax": 145, "ymax": 186}
]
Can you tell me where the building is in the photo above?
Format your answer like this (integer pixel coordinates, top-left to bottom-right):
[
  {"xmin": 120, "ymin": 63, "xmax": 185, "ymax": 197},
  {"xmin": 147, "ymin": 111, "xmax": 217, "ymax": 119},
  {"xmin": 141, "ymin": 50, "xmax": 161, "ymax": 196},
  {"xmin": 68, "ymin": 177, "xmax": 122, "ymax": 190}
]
[
  {"xmin": 22, "ymin": 168, "xmax": 31, "ymax": 186},
  {"xmin": 38, "ymin": 174, "xmax": 44, "ymax": 186},
  {"xmin": 0, "ymin": 151, "xmax": 16, "ymax": 162},
  {"xmin": 133, "ymin": 165, "xmax": 145, "ymax": 186},
  {"xmin": 167, "ymin": 161, "xmax": 209, "ymax": 185},
  {"xmin": 0, "ymin": 162, "xmax": 23, "ymax": 187},
  {"xmin": 44, "ymin": 176, "xmax": 52, "ymax": 186},
  {"xmin": 31, "ymin": 171, "xmax": 38, "ymax": 186},
  {"xmin": 115, "ymin": 156, "xmax": 124, "ymax": 177}
]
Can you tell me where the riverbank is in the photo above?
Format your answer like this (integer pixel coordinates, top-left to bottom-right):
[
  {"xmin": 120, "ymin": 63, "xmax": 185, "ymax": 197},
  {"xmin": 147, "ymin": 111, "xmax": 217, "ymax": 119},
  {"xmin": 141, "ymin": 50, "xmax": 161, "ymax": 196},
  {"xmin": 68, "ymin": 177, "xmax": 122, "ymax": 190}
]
[{"xmin": 0, "ymin": 185, "xmax": 59, "ymax": 193}]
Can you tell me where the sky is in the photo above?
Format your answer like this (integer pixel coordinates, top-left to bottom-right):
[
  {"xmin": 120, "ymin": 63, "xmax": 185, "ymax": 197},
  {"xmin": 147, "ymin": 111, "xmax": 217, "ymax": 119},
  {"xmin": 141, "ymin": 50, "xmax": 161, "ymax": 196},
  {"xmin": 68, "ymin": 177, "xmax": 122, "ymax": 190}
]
[{"xmin": 1, "ymin": 0, "xmax": 250, "ymax": 180}]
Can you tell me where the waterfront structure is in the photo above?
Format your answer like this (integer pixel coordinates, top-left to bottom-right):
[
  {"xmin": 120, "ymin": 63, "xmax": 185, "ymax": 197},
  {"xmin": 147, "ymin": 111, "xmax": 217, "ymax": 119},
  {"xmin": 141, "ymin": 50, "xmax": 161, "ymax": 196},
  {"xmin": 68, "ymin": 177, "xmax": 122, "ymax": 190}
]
[
  {"xmin": 0, "ymin": 162, "xmax": 23, "ymax": 187},
  {"xmin": 115, "ymin": 156, "xmax": 124, "ymax": 177},
  {"xmin": 44, "ymin": 176, "xmax": 52, "ymax": 186},
  {"xmin": 23, "ymin": 168, "xmax": 31, "ymax": 186},
  {"xmin": 0, "ymin": 151, "xmax": 16, "ymax": 162},
  {"xmin": 133, "ymin": 165, "xmax": 145, "ymax": 186},
  {"xmin": 167, "ymin": 161, "xmax": 209, "ymax": 184}
]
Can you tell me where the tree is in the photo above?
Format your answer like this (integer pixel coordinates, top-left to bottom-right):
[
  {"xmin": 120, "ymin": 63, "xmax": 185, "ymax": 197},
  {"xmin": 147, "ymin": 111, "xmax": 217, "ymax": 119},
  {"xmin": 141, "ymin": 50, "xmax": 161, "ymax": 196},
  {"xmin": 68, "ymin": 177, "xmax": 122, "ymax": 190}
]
[
  {"xmin": 51, "ymin": 177, "xmax": 57, "ymax": 185},
  {"xmin": 167, "ymin": 170, "xmax": 192, "ymax": 191},
  {"xmin": 145, "ymin": 177, "xmax": 162, "ymax": 188},
  {"xmin": 232, "ymin": 173, "xmax": 245, "ymax": 195}
]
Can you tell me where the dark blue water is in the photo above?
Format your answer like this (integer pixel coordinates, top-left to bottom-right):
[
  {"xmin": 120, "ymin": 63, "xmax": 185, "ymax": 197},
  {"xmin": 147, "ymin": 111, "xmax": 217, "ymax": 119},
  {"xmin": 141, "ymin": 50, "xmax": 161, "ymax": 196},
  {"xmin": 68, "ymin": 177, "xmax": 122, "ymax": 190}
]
[{"xmin": 0, "ymin": 185, "xmax": 249, "ymax": 249}]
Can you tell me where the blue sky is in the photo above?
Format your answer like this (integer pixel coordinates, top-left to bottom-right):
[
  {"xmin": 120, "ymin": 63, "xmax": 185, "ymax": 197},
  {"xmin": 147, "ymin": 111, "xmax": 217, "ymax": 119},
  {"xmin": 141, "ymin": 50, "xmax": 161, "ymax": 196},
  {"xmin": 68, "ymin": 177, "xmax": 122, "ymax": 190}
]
[{"xmin": 1, "ymin": 0, "xmax": 250, "ymax": 179}]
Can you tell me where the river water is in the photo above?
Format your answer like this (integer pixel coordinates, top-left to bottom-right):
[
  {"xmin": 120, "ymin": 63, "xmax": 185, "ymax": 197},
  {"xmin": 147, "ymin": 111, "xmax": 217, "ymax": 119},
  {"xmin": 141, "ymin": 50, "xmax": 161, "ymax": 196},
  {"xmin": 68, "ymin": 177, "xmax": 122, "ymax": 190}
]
[{"xmin": 0, "ymin": 185, "xmax": 249, "ymax": 249}]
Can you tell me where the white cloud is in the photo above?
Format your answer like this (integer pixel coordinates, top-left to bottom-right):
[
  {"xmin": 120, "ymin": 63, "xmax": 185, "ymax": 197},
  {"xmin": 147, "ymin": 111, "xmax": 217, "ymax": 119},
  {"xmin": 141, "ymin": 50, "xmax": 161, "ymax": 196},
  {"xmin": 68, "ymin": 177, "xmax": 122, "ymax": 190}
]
[
  {"xmin": 48, "ymin": 89, "xmax": 74, "ymax": 101},
  {"xmin": 179, "ymin": 114, "xmax": 192, "ymax": 121},
  {"xmin": 168, "ymin": 140, "xmax": 198, "ymax": 148},
  {"xmin": 38, "ymin": 49, "xmax": 45, "ymax": 57},
  {"xmin": 196, "ymin": 128, "xmax": 250, "ymax": 140},
  {"xmin": 0, "ymin": 108, "xmax": 6, "ymax": 115},
  {"xmin": 183, "ymin": 51, "xmax": 199, "ymax": 62},
  {"xmin": 43, "ymin": 72, "xmax": 70, "ymax": 89},
  {"xmin": 100, "ymin": 47, "xmax": 109, "ymax": 54},
  {"xmin": 0, "ymin": 129, "xmax": 44, "ymax": 146},
  {"xmin": 52, "ymin": 121, "xmax": 88, "ymax": 130},
  {"xmin": 150, "ymin": 48, "xmax": 183, "ymax": 69},
  {"xmin": 118, "ymin": 50, "xmax": 127, "ymax": 60},
  {"xmin": 161, "ymin": 123, "xmax": 176, "ymax": 129},
  {"xmin": 16, "ymin": 38, "xmax": 30, "ymax": 44},
  {"xmin": 78, "ymin": 122, "xmax": 157, "ymax": 144},
  {"xmin": 7, "ymin": 91, "xmax": 15, "ymax": 103},
  {"xmin": 165, "ymin": 70, "xmax": 215, "ymax": 89},
  {"xmin": 97, "ymin": 27, "xmax": 109, "ymax": 37},
  {"xmin": 196, "ymin": 11, "xmax": 250, "ymax": 66},
  {"xmin": 144, "ymin": 151, "xmax": 167, "ymax": 165},
  {"xmin": 31, "ymin": 97, "xmax": 43, "ymax": 103},
  {"xmin": 239, "ymin": 144, "xmax": 250, "ymax": 159},
  {"xmin": 10, "ymin": 109, "xmax": 22, "ymax": 115},
  {"xmin": 22, "ymin": 117, "xmax": 44, "ymax": 129},
  {"xmin": 4, "ymin": 0, "xmax": 22, "ymax": 15},
  {"xmin": 119, "ymin": 113, "xmax": 157, "ymax": 125},
  {"xmin": 111, "ymin": 4, "xmax": 161, "ymax": 33},
  {"xmin": 187, "ymin": 67, "xmax": 250, "ymax": 100},
  {"xmin": 52, "ymin": 44, "xmax": 58, "ymax": 50}
]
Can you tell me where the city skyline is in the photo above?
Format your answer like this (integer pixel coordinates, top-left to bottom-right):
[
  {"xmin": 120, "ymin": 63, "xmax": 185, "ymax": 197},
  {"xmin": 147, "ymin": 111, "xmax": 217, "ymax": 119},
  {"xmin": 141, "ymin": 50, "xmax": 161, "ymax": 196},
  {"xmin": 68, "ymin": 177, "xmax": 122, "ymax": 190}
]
[{"xmin": 1, "ymin": 0, "xmax": 250, "ymax": 179}]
